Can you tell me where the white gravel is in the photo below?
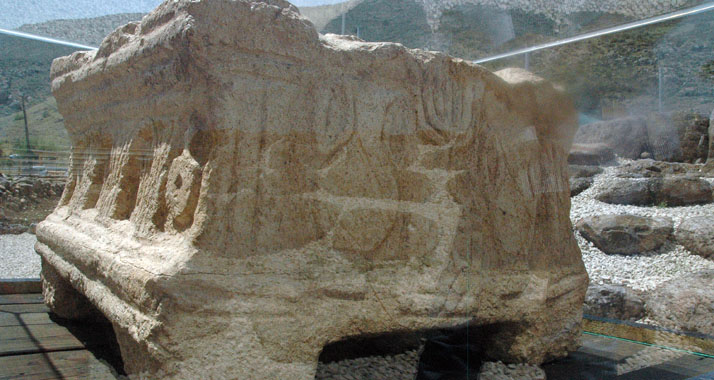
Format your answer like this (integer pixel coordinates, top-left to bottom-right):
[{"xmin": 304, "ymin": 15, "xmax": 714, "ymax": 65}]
[
  {"xmin": 315, "ymin": 350, "xmax": 547, "ymax": 380},
  {"xmin": 571, "ymin": 160, "xmax": 714, "ymax": 292},
  {"xmin": 0, "ymin": 233, "xmax": 41, "ymax": 279},
  {"xmin": 479, "ymin": 361, "xmax": 546, "ymax": 380},
  {"xmin": 316, "ymin": 350, "xmax": 419, "ymax": 380}
]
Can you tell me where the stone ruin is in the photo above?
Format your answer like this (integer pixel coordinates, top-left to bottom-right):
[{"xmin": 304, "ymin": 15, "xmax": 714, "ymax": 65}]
[{"xmin": 36, "ymin": 0, "xmax": 588, "ymax": 378}]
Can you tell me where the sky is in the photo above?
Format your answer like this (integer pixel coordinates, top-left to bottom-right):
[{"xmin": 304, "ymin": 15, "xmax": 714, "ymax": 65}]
[{"xmin": 0, "ymin": 0, "xmax": 344, "ymax": 29}]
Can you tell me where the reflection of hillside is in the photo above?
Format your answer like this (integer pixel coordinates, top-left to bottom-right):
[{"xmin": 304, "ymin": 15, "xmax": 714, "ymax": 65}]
[
  {"xmin": 322, "ymin": 0, "xmax": 433, "ymax": 50},
  {"xmin": 1, "ymin": 1, "xmax": 712, "ymax": 127},
  {"xmin": 17, "ymin": 13, "xmax": 145, "ymax": 47},
  {"xmin": 0, "ymin": 97, "xmax": 69, "ymax": 154},
  {"xmin": 484, "ymin": 13, "xmax": 714, "ymax": 116},
  {"xmin": 655, "ymin": 13, "xmax": 714, "ymax": 111},
  {"xmin": 319, "ymin": 0, "xmax": 713, "ymax": 116},
  {"xmin": 0, "ymin": 34, "xmax": 76, "ymax": 118},
  {"xmin": 300, "ymin": 0, "xmax": 364, "ymax": 32}
]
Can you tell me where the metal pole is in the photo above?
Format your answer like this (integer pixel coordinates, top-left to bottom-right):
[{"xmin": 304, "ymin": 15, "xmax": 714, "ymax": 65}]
[
  {"xmin": 524, "ymin": 52, "xmax": 530, "ymax": 71},
  {"xmin": 658, "ymin": 66, "xmax": 663, "ymax": 113},
  {"xmin": 21, "ymin": 95, "xmax": 31, "ymax": 153},
  {"xmin": 341, "ymin": 12, "xmax": 346, "ymax": 35}
]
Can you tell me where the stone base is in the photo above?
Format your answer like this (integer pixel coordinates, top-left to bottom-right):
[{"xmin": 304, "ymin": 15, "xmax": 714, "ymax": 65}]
[
  {"xmin": 41, "ymin": 259, "xmax": 101, "ymax": 321},
  {"xmin": 36, "ymin": 214, "xmax": 586, "ymax": 378},
  {"xmin": 38, "ymin": 0, "xmax": 588, "ymax": 377}
]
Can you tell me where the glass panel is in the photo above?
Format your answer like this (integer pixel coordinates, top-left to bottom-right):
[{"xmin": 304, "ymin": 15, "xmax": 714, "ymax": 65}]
[
  {"xmin": 0, "ymin": 5, "xmax": 153, "ymax": 51},
  {"xmin": 482, "ymin": 9, "xmax": 714, "ymax": 118},
  {"xmin": 2, "ymin": 0, "xmax": 345, "ymax": 47},
  {"xmin": 0, "ymin": 34, "xmax": 78, "ymax": 278},
  {"xmin": 479, "ymin": 4, "xmax": 714, "ymax": 365},
  {"xmin": 0, "ymin": 33, "xmax": 76, "ymax": 166},
  {"xmin": 306, "ymin": 0, "xmax": 711, "ymax": 60}
]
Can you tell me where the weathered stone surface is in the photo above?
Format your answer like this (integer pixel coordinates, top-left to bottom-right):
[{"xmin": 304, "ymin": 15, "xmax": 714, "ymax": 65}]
[
  {"xmin": 0, "ymin": 222, "xmax": 27, "ymax": 235},
  {"xmin": 567, "ymin": 143, "xmax": 615, "ymax": 166},
  {"xmin": 574, "ymin": 117, "xmax": 648, "ymax": 159},
  {"xmin": 583, "ymin": 284, "xmax": 645, "ymax": 321},
  {"xmin": 595, "ymin": 178, "xmax": 652, "ymax": 205},
  {"xmin": 575, "ymin": 112, "xmax": 711, "ymax": 163},
  {"xmin": 568, "ymin": 165, "xmax": 603, "ymax": 179},
  {"xmin": 645, "ymin": 113, "xmax": 683, "ymax": 162},
  {"xmin": 614, "ymin": 159, "xmax": 711, "ymax": 179},
  {"xmin": 40, "ymin": 258, "xmax": 102, "ymax": 321},
  {"xmin": 671, "ymin": 111, "xmax": 710, "ymax": 164},
  {"xmin": 675, "ymin": 216, "xmax": 714, "ymax": 259},
  {"xmin": 569, "ymin": 177, "xmax": 593, "ymax": 197},
  {"xmin": 575, "ymin": 214, "xmax": 673, "ymax": 255},
  {"xmin": 646, "ymin": 271, "xmax": 714, "ymax": 336},
  {"xmin": 36, "ymin": 1, "xmax": 587, "ymax": 378},
  {"xmin": 596, "ymin": 177, "xmax": 713, "ymax": 206},
  {"xmin": 568, "ymin": 165, "xmax": 601, "ymax": 196},
  {"xmin": 657, "ymin": 177, "xmax": 713, "ymax": 206}
]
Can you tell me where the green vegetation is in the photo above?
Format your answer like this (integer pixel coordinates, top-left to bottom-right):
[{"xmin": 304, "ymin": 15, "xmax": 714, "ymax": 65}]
[
  {"xmin": 1, "ymin": 2, "xmax": 712, "ymax": 155},
  {"xmin": 0, "ymin": 33, "xmax": 77, "ymax": 155},
  {"xmin": 0, "ymin": 33, "xmax": 78, "ymax": 118},
  {"xmin": 321, "ymin": 2, "xmax": 714, "ymax": 117},
  {"xmin": 323, "ymin": 0, "xmax": 432, "ymax": 49},
  {"xmin": 0, "ymin": 96, "xmax": 69, "ymax": 154},
  {"xmin": 516, "ymin": 20, "xmax": 678, "ymax": 114}
]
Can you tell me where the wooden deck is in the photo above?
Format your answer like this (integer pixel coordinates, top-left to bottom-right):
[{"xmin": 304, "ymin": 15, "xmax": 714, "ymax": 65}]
[
  {"xmin": 545, "ymin": 333, "xmax": 714, "ymax": 379},
  {"xmin": 1, "ymin": 293, "xmax": 714, "ymax": 379},
  {"xmin": 0, "ymin": 294, "xmax": 124, "ymax": 380}
]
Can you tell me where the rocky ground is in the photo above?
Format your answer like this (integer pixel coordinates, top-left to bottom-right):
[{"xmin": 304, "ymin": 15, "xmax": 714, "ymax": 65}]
[
  {"xmin": 0, "ymin": 173, "xmax": 64, "ymax": 278},
  {"xmin": 570, "ymin": 142, "xmax": 714, "ymax": 341},
  {"xmin": 572, "ymin": 160, "xmax": 714, "ymax": 292},
  {"xmin": 0, "ymin": 173, "xmax": 64, "ymax": 231}
]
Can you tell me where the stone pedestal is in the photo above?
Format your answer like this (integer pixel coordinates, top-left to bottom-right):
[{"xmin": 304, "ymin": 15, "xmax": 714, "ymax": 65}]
[{"xmin": 37, "ymin": 1, "xmax": 588, "ymax": 378}]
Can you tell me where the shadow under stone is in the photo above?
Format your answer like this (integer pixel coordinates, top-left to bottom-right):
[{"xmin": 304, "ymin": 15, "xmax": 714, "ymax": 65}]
[{"xmin": 49, "ymin": 310, "xmax": 126, "ymax": 377}]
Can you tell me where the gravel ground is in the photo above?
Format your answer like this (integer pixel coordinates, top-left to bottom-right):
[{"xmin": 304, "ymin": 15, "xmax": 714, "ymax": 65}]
[
  {"xmin": 315, "ymin": 349, "xmax": 545, "ymax": 380},
  {"xmin": 0, "ymin": 233, "xmax": 41, "ymax": 279},
  {"xmin": 571, "ymin": 159, "xmax": 714, "ymax": 292},
  {"xmin": 316, "ymin": 350, "xmax": 420, "ymax": 380}
]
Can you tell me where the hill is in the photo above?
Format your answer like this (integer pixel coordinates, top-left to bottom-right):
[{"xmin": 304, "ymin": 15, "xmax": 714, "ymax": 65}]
[
  {"xmin": 0, "ymin": 96, "xmax": 70, "ymax": 155},
  {"xmin": 17, "ymin": 13, "xmax": 146, "ymax": 47},
  {"xmin": 319, "ymin": 0, "xmax": 714, "ymax": 116},
  {"xmin": 0, "ymin": 0, "xmax": 159, "ymax": 29},
  {"xmin": 1, "ymin": 0, "xmax": 712, "ymax": 155},
  {"xmin": 482, "ymin": 11, "xmax": 714, "ymax": 115},
  {"xmin": 300, "ymin": 0, "xmax": 363, "ymax": 31},
  {"xmin": 323, "ymin": 0, "xmax": 433, "ymax": 49},
  {"xmin": 0, "ymin": 34, "xmax": 77, "ymax": 118}
]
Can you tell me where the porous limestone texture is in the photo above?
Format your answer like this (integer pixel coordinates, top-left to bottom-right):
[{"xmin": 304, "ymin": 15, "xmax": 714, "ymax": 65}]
[{"xmin": 36, "ymin": 0, "xmax": 587, "ymax": 378}]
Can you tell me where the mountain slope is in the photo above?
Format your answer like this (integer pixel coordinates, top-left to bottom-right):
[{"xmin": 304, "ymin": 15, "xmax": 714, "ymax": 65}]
[
  {"xmin": 0, "ymin": 97, "xmax": 69, "ymax": 154},
  {"xmin": 0, "ymin": 0, "xmax": 159, "ymax": 29},
  {"xmin": 17, "ymin": 13, "xmax": 146, "ymax": 47}
]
